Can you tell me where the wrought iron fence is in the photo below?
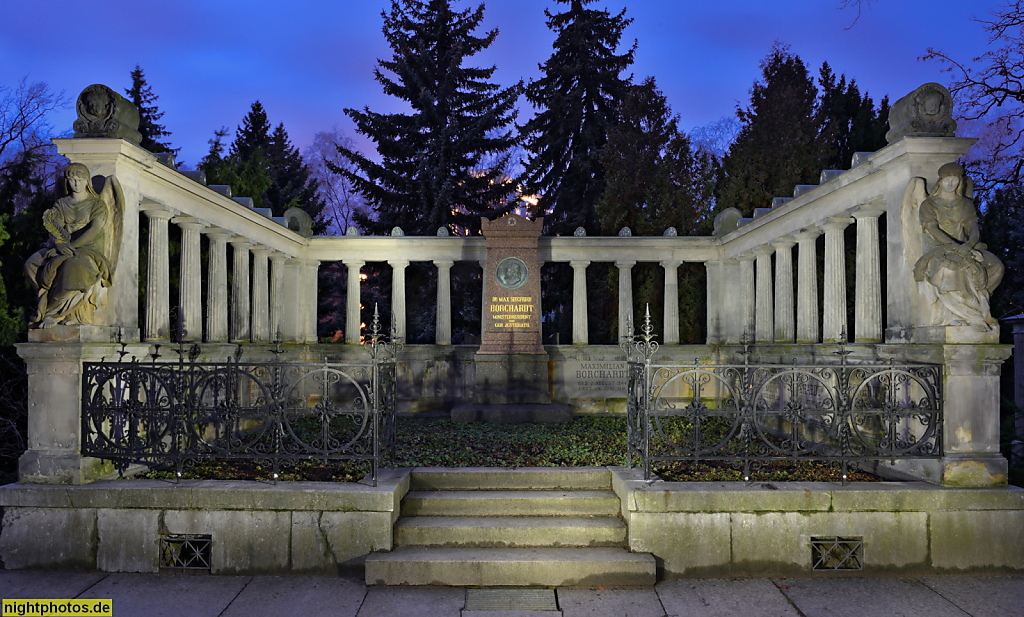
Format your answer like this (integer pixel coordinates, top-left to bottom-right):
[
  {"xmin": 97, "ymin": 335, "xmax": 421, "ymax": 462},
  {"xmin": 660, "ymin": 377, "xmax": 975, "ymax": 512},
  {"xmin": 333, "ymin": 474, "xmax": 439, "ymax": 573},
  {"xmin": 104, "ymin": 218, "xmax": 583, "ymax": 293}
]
[
  {"xmin": 622, "ymin": 309, "xmax": 943, "ymax": 482},
  {"xmin": 82, "ymin": 312, "xmax": 401, "ymax": 485}
]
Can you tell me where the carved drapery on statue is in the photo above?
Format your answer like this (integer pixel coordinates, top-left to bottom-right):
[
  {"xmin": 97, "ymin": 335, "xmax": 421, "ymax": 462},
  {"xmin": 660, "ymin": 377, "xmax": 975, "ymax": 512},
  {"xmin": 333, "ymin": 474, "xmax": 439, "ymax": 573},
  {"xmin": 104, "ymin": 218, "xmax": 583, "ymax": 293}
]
[
  {"xmin": 902, "ymin": 163, "xmax": 1003, "ymax": 331},
  {"xmin": 25, "ymin": 163, "xmax": 124, "ymax": 327}
]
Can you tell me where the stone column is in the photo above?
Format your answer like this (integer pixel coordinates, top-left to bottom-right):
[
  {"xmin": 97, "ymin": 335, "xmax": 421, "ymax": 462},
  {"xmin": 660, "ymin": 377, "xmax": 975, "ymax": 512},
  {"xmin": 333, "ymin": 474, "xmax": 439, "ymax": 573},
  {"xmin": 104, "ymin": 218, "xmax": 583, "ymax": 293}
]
[
  {"xmin": 854, "ymin": 206, "xmax": 885, "ymax": 343},
  {"xmin": 739, "ymin": 255, "xmax": 756, "ymax": 343},
  {"xmin": 662, "ymin": 260, "xmax": 681, "ymax": 345},
  {"xmin": 754, "ymin": 246, "xmax": 774, "ymax": 343},
  {"xmin": 269, "ymin": 253, "xmax": 287, "ymax": 341},
  {"xmin": 303, "ymin": 259, "xmax": 320, "ymax": 344},
  {"xmin": 250, "ymin": 247, "xmax": 271, "ymax": 342},
  {"xmin": 571, "ymin": 260, "xmax": 590, "ymax": 345},
  {"xmin": 142, "ymin": 208, "xmax": 173, "ymax": 341},
  {"xmin": 794, "ymin": 228, "xmax": 821, "ymax": 344},
  {"xmin": 435, "ymin": 260, "xmax": 453, "ymax": 345},
  {"xmin": 173, "ymin": 217, "xmax": 205, "ymax": 342},
  {"xmin": 204, "ymin": 230, "xmax": 232, "ymax": 342},
  {"xmin": 822, "ymin": 216, "xmax": 853, "ymax": 343},
  {"xmin": 391, "ymin": 260, "xmax": 408, "ymax": 340},
  {"xmin": 230, "ymin": 239, "xmax": 252, "ymax": 342},
  {"xmin": 346, "ymin": 260, "xmax": 364, "ymax": 344},
  {"xmin": 772, "ymin": 239, "xmax": 796, "ymax": 344},
  {"xmin": 710, "ymin": 259, "xmax": 741, "ymax": 344},
  {"xmin": 616, "ymin": 260, "xmax": 635, "ymax": 340}
]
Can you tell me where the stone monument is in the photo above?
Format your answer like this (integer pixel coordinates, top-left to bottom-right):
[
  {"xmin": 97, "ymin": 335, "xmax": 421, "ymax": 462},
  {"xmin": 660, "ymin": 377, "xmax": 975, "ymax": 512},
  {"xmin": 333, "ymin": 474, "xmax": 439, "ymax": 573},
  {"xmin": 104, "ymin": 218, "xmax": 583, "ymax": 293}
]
[{"xmin": 452, "ymin": 214, "xmax": 571, "ymax": 423}]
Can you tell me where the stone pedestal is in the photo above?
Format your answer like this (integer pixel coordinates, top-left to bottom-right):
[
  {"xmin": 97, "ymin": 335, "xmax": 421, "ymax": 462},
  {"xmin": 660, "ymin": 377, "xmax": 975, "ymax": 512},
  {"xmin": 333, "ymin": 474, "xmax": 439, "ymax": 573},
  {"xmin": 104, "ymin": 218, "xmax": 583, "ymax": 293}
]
[
  {"xmin": 881, "ymin": 342, "xmax": 1011, "ymax": 487},
  {"xmin": 453, "ymin": 214, "xmax": 570, "ymax": 424},
  {"xmin": 17, "ymin": 337, "xmax": 121, "ymax": 485}
]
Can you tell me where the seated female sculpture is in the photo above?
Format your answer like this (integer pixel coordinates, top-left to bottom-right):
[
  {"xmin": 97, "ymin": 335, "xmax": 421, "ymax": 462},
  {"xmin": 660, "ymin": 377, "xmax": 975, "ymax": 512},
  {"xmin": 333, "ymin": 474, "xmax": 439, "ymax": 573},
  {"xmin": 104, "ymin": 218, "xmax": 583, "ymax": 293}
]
[
  {"xmin": 909, "ymin": 162, "xmax": 1003, "ymax": 331},
  {"xmin": 25, "ymin": 163, "xmax": 122, "ymax": 327}
]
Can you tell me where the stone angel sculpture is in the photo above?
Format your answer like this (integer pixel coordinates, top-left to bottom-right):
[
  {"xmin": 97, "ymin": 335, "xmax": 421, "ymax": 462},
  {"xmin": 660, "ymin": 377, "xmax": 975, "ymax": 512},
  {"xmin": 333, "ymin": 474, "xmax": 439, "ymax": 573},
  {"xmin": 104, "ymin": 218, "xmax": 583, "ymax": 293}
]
[
  {"xmin": 25, "ymin": 163, "xmax": 124, "ymax": 327},
  {"xmin": 902, "ymin": 162, "xmax": 1003, "ymax": 331}
]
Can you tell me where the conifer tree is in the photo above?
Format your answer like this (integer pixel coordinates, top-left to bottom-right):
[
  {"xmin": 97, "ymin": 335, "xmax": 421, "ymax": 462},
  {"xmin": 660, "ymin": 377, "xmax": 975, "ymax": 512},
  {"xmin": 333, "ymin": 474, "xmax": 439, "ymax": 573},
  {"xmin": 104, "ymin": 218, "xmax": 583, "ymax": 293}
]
[
  {"xmin": 125, "ymin": 65, "xmax": 176, "ymax": 155},
  {"xmin": 336, "ymin": 0, "xmax": 521, "ymax": 236},
  {"xmin": 597, "ymin": 78, "xmax": 718, "ymax": 237},
  {"xmin": 521, "ymin": 0, "xmax": 635, "ymax": 236},
  {"xmin": 717, "ymin": 45, "xmax": 821, "ymax": 217},
  {"xmin": 815, "ymin": 62, "xmax": 887, "ymax": 171},
  {"xmin": 200, "ymin": 103, "xmax": 323, "ymax": 226}
]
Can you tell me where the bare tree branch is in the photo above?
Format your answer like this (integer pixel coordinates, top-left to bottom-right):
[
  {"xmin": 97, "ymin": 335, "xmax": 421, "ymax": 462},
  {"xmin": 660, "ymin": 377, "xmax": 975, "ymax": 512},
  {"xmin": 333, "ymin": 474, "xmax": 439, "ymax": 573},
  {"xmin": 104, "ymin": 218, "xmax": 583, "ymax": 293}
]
[
  {"xmin": 0, "ymin": 77, "xmax": 68, "ymax": 173},
  {"xmin": 924, "ymin": 1, "xmax": 1024, "ymax": 193}
]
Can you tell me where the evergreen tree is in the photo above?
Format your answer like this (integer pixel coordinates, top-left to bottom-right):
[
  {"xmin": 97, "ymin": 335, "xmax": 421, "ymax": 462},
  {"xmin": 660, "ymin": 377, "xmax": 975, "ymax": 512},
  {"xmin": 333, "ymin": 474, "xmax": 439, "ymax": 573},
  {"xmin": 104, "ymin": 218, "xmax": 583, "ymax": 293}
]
[
  {"xmin": 717, "ymin": 44, "xmax": 820, "ymax": 217},
  {"xmin": 267, "ymin": 123, "xmax": 324, "ymax": 227},
  {"xmin": 597, "ymin": 77, "xmax": 718, "ymax": 237},
  {"xmin": 336, "ymin": 0, "xmax": 521, "ymax": 237},
  {"xmin": 200, "ymin": 103, "xmax": 324, "ymax": 227},
  {"xmin": 981, "ymin": 182, "xmax": 1024, "ymax": 320},
  {"xmin": 125, "ymin": 65, "xmax": 176, "ymax": 155},
  {"xmin": 595, "ymin": 78, "xmax": 719, "ymax": 343},
  {"xmin": 521, "ymin": 0, "xmax": 635, "ymax": 236},
  {"xmin": 718, "ymin": 47, "xmax": 890, "ymax": 218},
  {"xmin": 815, "ymin": 62, "xmax": 887, "ymax": 171}
]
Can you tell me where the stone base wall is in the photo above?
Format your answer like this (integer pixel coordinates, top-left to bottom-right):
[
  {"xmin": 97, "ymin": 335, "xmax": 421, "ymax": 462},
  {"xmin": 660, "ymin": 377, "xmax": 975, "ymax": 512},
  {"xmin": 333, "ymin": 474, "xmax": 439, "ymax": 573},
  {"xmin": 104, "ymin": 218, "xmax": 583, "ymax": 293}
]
[
  {"xmin": 611, "ymin": 468, "xmax": 1024, "ymax": 578},
  {"xmin": 2, "ymin": 469, "xmax": 1022, "ymax": 576},
  {"xmin": 0, "ymin": 471, "xmax": 410, "ymax": 574}
]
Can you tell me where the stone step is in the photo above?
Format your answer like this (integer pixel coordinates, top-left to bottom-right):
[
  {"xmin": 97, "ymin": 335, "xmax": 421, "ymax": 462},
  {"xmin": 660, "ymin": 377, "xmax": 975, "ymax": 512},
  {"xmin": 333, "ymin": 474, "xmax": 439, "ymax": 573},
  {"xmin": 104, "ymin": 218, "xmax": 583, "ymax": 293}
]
[
  {"xmin": 365, "ymin": 547, "xmax": 656, "ymax": 587},
  {"xmin": 395, "ymin": 515, "xmax": 626, "ymax": 548},
  {"xmin": 409, "ymin": 467, "xmax": 612, "ymax": 491},
  {"xmin": 401, "ymin": 489, "xmax": 620, "ymax": 517}
]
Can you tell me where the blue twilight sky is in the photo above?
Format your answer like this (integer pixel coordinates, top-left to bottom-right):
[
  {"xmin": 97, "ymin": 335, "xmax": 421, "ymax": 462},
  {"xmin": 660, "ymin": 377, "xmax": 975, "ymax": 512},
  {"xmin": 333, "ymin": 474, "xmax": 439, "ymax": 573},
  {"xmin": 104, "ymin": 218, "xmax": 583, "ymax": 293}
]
[{"xmin": 0, "ymin": 0, "xmax": 996, "ymax": 166}]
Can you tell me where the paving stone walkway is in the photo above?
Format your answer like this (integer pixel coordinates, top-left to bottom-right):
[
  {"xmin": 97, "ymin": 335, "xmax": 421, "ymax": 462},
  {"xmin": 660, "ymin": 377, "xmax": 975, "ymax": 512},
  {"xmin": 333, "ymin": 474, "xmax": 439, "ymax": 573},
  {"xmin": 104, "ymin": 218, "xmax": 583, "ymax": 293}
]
[{"xmin": 2, "ymin": 571, "xmax": 1022, "ymax": 616}]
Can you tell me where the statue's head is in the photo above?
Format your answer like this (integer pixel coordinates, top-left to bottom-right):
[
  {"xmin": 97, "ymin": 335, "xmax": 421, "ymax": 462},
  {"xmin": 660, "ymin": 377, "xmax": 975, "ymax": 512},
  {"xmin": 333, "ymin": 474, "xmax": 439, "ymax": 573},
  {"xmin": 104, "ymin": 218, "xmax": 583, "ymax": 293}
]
[
  {"xmin": 937, "ymin": 162, "xmax": 965, "ymax": 195},
  {"xmin": 938, "ymin": 162, "xmax": 964, "ymax": 178},
  {"xmin": 63, "ymin": 163, "xmax": 94, "ymax": 196}
]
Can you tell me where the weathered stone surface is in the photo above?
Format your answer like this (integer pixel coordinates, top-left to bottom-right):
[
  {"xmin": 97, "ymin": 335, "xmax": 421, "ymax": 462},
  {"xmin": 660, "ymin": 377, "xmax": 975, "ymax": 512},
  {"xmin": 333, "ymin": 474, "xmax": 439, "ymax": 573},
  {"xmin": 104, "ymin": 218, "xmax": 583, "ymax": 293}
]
[
  {"xmin": 73, "ymin": 84, "xmax": 141, "ymax": 143},
  {"xmin": 930, "ymin": 510, "xmax": 1024, "ymax": 570},
  {"xmin": 629, "ymin": 512, "xmax": 731, "ymax": 576},
  {"xmin": 730, "ymin": 511, "xmax": 929, "ymax": 575},
  {"xmin": 96, "ymin": 508, "xmax": 159, "ymax": 572},
  {"xmin": 0, "ymin": 507, "xmax": 96, "ymax": 569},
  {"xmin": 290, "ymin": 511, "xmax": 394, "ymax": 573},
  {"xmin": 162, "ymin": 509, "xmax": 291, "ymax": 574}
]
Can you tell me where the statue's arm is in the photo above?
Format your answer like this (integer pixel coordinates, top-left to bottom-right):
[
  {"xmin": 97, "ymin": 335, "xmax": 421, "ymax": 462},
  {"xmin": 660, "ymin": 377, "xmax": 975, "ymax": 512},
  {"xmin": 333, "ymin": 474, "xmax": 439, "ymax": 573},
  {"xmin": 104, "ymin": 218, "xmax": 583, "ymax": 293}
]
[{"xmin": 919, "ymin": 203, "xmax": 958, "ymax": 245}]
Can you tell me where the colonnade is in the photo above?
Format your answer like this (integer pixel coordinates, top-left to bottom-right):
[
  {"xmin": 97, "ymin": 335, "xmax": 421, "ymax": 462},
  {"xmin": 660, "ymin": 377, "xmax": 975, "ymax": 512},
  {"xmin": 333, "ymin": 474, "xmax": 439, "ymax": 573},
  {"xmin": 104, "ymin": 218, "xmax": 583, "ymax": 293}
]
[
  {"xmin": 140, "ymin": 206, "xmax": 317, "ymax": 343},
  {"xmin": 708, "ymin": 207, "xmax": 884, "ymax": 345}
]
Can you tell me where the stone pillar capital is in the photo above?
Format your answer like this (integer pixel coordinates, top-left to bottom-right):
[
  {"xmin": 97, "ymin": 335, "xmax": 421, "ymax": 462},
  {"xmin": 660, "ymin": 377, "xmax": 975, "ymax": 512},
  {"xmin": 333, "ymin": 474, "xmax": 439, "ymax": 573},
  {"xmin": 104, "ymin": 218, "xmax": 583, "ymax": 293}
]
[
  {"xmin": 771, "ymin": 237, "xmax": 796, "ymax": 250},
  {"xmin": 852, "ymin": 203, "xmax": 886, "ymax": 219},
  {"xmin": 140, "ymin": 205, "xmax": 176, "ymax": 220},
  {"xmin": 793, "ymin": 227, "xmax": 822, "ymax": 242},
  {"xmin": 821, "ymin": 215, "xmax": 854, "ymax": 231},
  {"xmin": 570, "ymin": 260, "xmax": 591, "ymax": 269}
]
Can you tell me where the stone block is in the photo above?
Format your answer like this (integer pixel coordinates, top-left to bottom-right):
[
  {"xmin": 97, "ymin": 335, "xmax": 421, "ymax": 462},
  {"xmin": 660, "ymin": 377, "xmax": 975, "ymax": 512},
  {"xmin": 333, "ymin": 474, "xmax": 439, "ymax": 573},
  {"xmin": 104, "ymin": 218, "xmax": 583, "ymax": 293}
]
[
  {"xmin": 730, "ymin": 511, "xmax": 929, "ymax": 575},
  {"xmin": 930, "ymin": 510, "xmax": 1024, "ymax": 571},
  {"xmin": 0, "ymin": 508, "xmax": 96, "ymax": 569},
  {"xmin": 97, "ymin": 509, "xmax": 159, "ymax": 572},
  {"xmin": 627, "ymin": 512, "xmax": 731, "ymax": 577},
  {"xmin": 629, "ymin": 482, "xmax": 833, "ymax": 513},
  {"xmin": 162, "ymin": 510, "xmax": 291, "ymax": 574},
  {"xmin": 290, "ymin": 511, "xmax": 394, "ymax": 573}
]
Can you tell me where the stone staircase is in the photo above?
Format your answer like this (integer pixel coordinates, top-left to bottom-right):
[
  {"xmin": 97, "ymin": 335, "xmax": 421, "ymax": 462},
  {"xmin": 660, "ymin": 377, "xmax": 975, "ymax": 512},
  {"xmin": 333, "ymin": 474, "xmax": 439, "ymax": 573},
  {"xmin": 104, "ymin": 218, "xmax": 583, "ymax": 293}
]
[{"xmin": 364, "ymin": 467, "xmax": 656, "ymax": 587}]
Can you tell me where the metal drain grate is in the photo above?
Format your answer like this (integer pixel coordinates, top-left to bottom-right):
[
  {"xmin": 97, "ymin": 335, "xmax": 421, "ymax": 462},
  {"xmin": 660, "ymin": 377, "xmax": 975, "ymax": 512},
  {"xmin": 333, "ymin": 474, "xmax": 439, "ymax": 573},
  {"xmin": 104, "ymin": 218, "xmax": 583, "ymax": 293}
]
[
  {"xmin": 465, "ymin": 589, "xmax": 558, "ymax": 611},
  {"xmin": 811, "ymin": 536, "xmax": 863, "ymax": 571},
  {"xmin": 160, "ymin": 534, "xmax": 212, "ymax": 570}
]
